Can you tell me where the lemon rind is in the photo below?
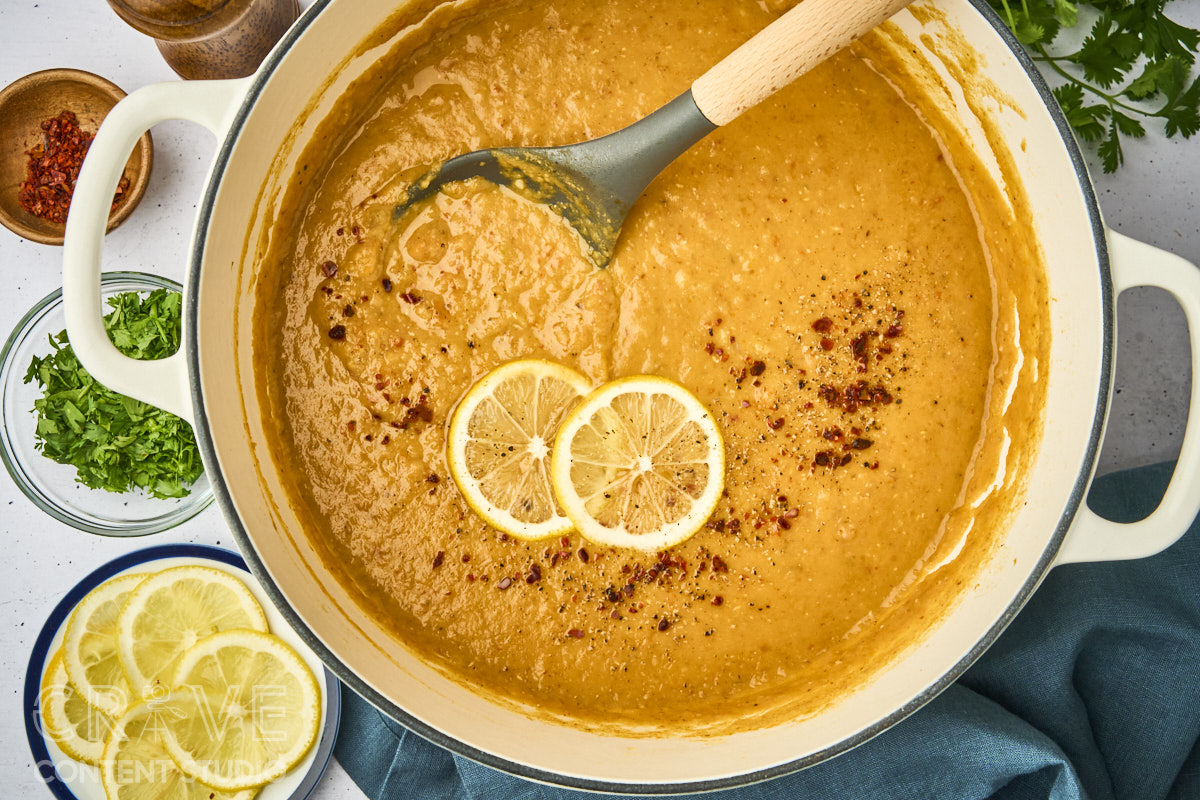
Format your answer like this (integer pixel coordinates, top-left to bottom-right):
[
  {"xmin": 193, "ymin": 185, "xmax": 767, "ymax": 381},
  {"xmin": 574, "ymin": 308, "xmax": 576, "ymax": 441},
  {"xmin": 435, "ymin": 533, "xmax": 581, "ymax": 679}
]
[
  {"xmin": 62, "ymin": 572, "xmax": 149, "ymax": 718},
  {"xmin": 116, "ymin": 564, "xmax": 269, "ymax": 698},
  {"xmin": 447, "ymin": 358, "xmax": 592, "ymax": 540},
  {"xmin": 161, "ymin": 629, "xmax": 321, "ymax": 791},
  {"xmin": 549, "ymin": 375, "xmax": 725, "ymax": 552},
  {"xmin": 40, "ymin": 649, "xmax": 111, "ymax": 766}
]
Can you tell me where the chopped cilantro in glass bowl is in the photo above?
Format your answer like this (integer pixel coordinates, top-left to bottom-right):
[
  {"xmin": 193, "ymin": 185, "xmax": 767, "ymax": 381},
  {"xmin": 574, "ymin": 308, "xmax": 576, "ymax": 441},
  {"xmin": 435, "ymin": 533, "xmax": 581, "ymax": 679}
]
[{"xmin": 0, "ymin": 272, "xmax": 212, "ymax": 535}]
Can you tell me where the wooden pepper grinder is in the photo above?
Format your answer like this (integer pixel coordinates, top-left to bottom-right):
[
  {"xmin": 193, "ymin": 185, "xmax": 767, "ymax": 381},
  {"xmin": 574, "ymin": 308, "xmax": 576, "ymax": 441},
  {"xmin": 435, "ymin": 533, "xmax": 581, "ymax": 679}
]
[{"xmin": 105, "ymin": 0, "xmax": 301, "ymax": 80}]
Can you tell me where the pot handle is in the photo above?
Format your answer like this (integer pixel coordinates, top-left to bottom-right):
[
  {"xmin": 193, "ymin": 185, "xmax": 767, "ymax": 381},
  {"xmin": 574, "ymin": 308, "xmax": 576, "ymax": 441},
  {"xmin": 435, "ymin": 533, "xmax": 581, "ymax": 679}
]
[
  {"xmin": 1054, "ymin": 229, "xmax": 1200, "ymax": 566},
  {"xmin": 62, "ymin": 78, "xmax": 253, "ymax": 425}
]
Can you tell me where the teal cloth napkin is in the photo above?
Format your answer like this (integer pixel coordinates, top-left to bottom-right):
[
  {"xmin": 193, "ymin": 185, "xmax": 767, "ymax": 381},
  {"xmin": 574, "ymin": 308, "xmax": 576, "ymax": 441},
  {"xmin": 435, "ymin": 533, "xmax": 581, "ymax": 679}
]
[{"xmin": 333, "ymin": 461, "xmax": 1200, "ymax": 799}]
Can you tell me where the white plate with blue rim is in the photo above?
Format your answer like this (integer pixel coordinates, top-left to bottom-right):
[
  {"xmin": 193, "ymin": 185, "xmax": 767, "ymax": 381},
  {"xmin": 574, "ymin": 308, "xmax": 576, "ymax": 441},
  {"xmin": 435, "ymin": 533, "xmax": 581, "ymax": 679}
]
[{"xmin": 23, "ymin": 543, "xmax": 341, "ymax": 800}]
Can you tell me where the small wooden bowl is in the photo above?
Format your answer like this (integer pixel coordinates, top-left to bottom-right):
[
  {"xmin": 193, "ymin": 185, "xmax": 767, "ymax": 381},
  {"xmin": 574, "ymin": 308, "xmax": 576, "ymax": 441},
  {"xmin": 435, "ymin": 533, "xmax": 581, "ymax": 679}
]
[{"xmin": 0, "ymin": 69, "xmax": 153, "ymax": 246}]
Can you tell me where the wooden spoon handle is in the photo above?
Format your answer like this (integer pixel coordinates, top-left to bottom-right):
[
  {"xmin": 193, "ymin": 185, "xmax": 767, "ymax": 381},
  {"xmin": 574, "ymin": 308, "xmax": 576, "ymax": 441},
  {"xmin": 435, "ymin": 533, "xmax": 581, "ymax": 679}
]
[{"xmin": 691, "ymin": 0, "xmax": 912, "ymax": 127}]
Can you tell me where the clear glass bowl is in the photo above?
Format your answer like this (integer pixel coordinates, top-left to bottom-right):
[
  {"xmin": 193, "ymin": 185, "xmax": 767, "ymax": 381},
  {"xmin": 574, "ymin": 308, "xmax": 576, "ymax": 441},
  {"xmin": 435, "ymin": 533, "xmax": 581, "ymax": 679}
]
[{"xmin": 0, "ymin": 272, "xmax": 212, "ymax": 535}]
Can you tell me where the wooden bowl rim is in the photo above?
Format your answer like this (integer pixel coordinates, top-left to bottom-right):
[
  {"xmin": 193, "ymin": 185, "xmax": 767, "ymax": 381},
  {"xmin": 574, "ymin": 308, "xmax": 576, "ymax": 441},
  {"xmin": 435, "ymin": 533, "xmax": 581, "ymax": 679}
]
[{"xmin": 0, "ymin": 68, "xmax": 154, "ymax": 247}]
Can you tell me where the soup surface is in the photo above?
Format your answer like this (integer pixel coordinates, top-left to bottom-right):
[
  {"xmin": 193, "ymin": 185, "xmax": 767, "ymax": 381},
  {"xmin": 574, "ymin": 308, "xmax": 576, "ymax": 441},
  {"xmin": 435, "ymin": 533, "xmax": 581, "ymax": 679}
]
[{"xmin": 255, "ymin": 0, "xmax": 1047, "ymax": 732}]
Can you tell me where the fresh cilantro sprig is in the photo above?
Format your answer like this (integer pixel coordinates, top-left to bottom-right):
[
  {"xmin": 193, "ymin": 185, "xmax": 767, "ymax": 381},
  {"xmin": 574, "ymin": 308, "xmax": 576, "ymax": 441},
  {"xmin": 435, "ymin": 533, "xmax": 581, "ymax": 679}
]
[
  {"xmin": 24, "ymin": 289, "xmax": 203, "ymax": 499},
  {"xmin": 989, "ymin": 0, "xmax": 1200, "ymax": 172}
]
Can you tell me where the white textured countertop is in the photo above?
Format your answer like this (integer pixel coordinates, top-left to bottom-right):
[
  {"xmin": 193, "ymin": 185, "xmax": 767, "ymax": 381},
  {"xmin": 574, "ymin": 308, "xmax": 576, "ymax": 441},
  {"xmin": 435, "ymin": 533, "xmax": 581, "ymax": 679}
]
[{"xmin": 1, "ymin": 1, "xmax": 1197, "ymax": 797}]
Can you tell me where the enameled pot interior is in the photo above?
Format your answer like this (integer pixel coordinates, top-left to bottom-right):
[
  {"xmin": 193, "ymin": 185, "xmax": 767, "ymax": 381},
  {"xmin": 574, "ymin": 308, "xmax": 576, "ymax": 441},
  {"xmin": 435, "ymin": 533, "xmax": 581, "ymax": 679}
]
[{"xmin": 187, "ymin": 0, "xmax": 1110, "ymax": 791}]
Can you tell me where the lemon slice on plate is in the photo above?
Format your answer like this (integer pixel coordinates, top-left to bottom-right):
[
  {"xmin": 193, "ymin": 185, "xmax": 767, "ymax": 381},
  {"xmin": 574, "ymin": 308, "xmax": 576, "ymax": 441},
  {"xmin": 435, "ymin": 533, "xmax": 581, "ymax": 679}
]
[
  {"xmin": 117, "ymin": 565, "xmax": 269, "ymax": 698},
  {"xmin": 447, "ymin": 358, "xmax": 593, "ymax": 540},
  {"xmin": 162, "ymin": 629, "xmax": 321, "ymax": 790},
  {"xmin": 39, "ymin": 648, "xmax": 113, "ymax": 765},
  {"xmin": 102, "ymin": 700, "xmax": 257, "ymax": 800},
  {"xmin": 63, "ymin": 572, "xmax": 147, "ymax": 717},
  {"xmin": 550, "ymin": 375, "xmax": 725, "ymax": 551}
]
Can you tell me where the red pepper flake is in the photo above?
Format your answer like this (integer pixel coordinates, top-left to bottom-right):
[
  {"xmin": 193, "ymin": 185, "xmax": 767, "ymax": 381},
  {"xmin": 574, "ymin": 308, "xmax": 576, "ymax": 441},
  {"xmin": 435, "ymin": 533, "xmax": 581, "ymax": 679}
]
[
  {"xmin": 381, "ymin": 277, "xmax": 393, "ymax": 292},
  {"xmin": 814, "ymin": 451, "xmax": 833, "ymax": 467},
  {"xmin": 17, "ymin": 110, "xmax": 130, "ymax": 223},
  {"xmin": 578, "ymin": 547, "xmax": 590, "ymax": 563},
  {"xmin": 657, "ymin": 619, "xmax": 671, "ymax": 632},
  {"xmin": 818, "ymin": 381, "xmax": 894, "ymax": 413},
  {"xmin": 343, "ymin": 304, "xmax": 355, "ymax": 317},
  {"xmin": 401, "ymin": 404, "xmax": 434, "ymax": 427},
  {"xmin": 712, "ymin": 555, "xmax": 728, "ymax": 573},
  {"xmin": 812, "ymin": 317, "xmax": 833, "ymax": 333},
  {"xmin": 347, "ymin": 420, "xmax": 356, "ymax": 432},
  {"xmin": 712, "ymin": 595, "xmax": 724, "ymax": 606},
  {"xmin": 567, "ymin": 628, "xmax": 585, "ymax": 638},
  {"xmin": 432, "ymin": 551, "xmax": 444, "ymax": 568},
  {"xmin": 748, "ymin": 360, "xmax": 766, "ymax": 376},
  {"xmin": 328, "ymin": 324, "xmax": 346, "ymax": 340},
  {"xmin": 320, "ymin": 260, "xmax": 338, "ymax": 278},
  {"xmin": 497, "ymin": 577, "xmax": 512, "ymax": 590},
  {"xmin": 850, "ymin": 438, "xmax": 873, "ymax": 450},
  {"xmin": 850, "ymin": 331, "xmax": 874, "ymax": 372},
  {"xmin": 400, "ymin": 291, "xmax": 422, "ymax": 304},
  {"xmin": 426, "ymin": 473, "xmax": 440, "ymax": 483},
  {"xmin": 822, "ymin": 427, "xmax": 844, "ymax": 442},
  {"xmin": 768, "ymin": 417, "xmax": 786, "ymax": 430},
  {"xmin": 885, "ymin": 324, "xmax": 903, "ymax": 338},
  {"xmin": 461, "ymin": 554, "xmax": 470, "ymax": 563},
  {"xmin": 526, "ymin": 564, "xmax": 542, "ymax": 583},
  {"xmin": 820, "ymin": 337, "xmax": 834, "ymax": 351}
]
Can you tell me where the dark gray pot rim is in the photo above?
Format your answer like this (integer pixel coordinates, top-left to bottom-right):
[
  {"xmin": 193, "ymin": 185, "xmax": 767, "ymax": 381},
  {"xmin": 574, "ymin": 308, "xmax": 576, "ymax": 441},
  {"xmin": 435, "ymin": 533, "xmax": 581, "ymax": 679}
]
[{"xmin": 185, "ymin": 0, "xmax": 1113, "ymax": 793}]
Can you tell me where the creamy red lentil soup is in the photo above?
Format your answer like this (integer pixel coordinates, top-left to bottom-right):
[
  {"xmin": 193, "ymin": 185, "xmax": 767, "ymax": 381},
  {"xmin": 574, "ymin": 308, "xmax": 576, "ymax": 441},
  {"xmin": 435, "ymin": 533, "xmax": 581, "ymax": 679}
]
[{"xmin": 254, "ymin": 0, "xmax": 1048, "ymax": 733}]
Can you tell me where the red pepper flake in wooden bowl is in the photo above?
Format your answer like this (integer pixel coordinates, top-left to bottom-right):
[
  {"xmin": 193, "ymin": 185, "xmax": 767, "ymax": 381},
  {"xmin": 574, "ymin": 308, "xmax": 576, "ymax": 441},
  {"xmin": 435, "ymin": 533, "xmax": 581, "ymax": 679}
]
[{"xmin": 17, "ymin": 110, "xmax": 130, "ymax": 223}]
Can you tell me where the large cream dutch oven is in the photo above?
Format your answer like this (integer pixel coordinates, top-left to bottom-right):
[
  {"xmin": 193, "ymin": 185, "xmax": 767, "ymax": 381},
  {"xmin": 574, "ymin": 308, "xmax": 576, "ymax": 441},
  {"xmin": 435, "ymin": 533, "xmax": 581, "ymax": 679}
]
[{"xmin": 60, "ymin": 0, "xmax": 1200, "ymax": 792}]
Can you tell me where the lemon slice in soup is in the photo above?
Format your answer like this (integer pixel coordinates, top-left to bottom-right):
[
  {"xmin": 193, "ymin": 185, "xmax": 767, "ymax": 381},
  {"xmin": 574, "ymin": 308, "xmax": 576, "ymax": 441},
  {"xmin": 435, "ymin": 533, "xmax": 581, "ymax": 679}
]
[
  {"xmin": 550, "ymin": 376, "xmax": 725, "ymax": 552},
  {"xmin": 447, "ymin": 359, "xmax": 593, "ymax": 540}
]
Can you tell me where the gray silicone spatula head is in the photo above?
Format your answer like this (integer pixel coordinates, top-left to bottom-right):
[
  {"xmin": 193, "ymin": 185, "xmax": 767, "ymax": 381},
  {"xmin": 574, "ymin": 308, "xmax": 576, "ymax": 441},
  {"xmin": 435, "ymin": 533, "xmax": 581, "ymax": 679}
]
[
  {"xmin": 391, "ymin": 0, "xmax": 912, "ymax": 267},
  {"xmin": 393, "ymin": 92, "xmax": 715, "ymax": 268}
]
